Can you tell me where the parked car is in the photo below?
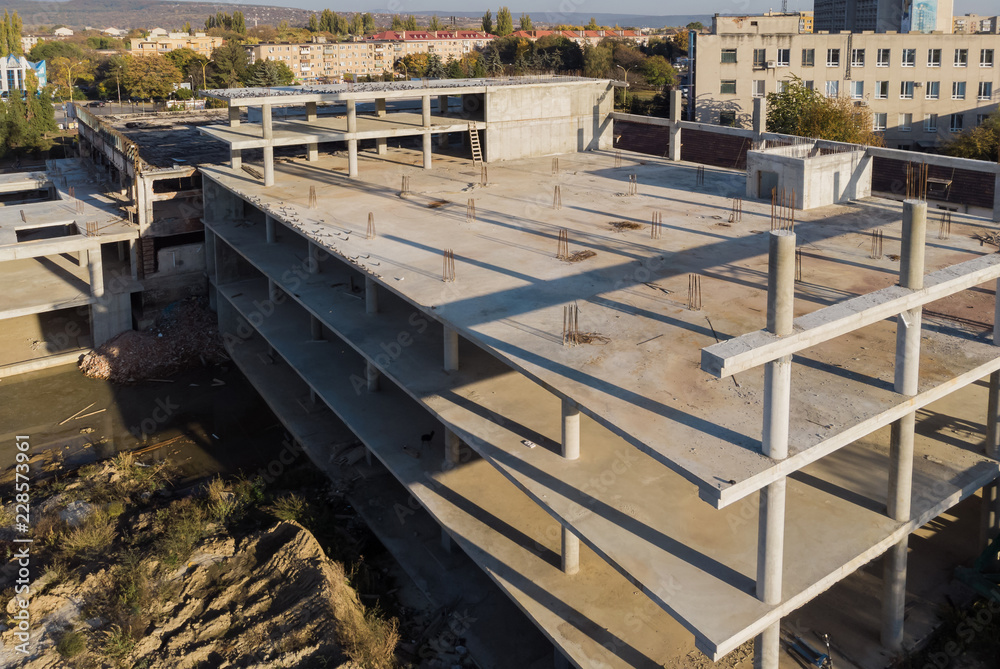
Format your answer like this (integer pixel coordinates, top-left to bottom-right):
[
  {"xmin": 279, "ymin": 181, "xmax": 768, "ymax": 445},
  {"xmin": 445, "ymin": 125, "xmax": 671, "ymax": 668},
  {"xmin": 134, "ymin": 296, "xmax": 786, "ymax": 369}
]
[{"xmin": 87, "ymin": 100, "xmax": 106, "ymax": 108}]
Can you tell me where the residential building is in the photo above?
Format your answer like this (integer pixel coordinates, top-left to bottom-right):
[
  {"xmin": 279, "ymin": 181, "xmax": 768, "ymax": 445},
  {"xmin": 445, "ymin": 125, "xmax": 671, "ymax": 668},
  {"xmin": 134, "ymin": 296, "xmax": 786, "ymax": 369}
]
[
  {"xmin": 953, "ymin": 13, "xmax": 1000, "ymax": 34},
  {"xmin": 246, "ymin": 40, "xmax": 384, "ymax": 83},
  {"xmin": 712, "ymin": 12, "xmax": 814, "ymax": 34},
  {"xmin": 130, "ymin": 32, "xmax": 223, "ymax": 58},
  {"xmin": 368, "ymin": 30, "xmax": 495, "ymax": 61},
  {"xmin": 814, "ymin": 0, "xmax": 953, "ymax": 33},
  {"xmin": 1, "ymin": 55, "xmax": 47, "ymax": 93},
  {"xmin": 102, "ymin": 27, "xmax": 128, "ymax": 37},
  {"xmin": 509, "ymin": 28, "xmax": 650, "ymax": 46},
  {"xmin": 691, "ymin": 29, "xmax": 1000, "ymax": 148},
  {"xmin": 53, "ymin": 27, "xmax": 74, "ymax": 37}
]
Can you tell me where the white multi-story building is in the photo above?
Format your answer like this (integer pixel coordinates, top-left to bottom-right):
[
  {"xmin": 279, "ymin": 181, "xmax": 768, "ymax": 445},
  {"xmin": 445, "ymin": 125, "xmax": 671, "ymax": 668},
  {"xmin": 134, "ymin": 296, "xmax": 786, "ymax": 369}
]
[
  {"xmin": 692, "ymin": 28, "xmax": 1000, "ymax": 148},
  {"xmin": 814, "ymin": 0, "xmax": 953, "ymax": 34}
]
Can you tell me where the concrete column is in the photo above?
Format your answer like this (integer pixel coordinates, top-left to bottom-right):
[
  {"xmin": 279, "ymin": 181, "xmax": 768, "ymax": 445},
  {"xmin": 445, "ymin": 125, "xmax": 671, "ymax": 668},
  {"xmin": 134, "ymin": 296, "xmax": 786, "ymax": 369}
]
[
  {"xmin": 311, "ymin": 315, "xmax": 322, "ymax": 341},
  {"xmin": 261, "ymin": 104, "xmax": 273, "ymax": 140},
  {"xmin": 561, "ymin": 526, "xmax": 580, "ymax": 575},
  {"xmin": 263, "ymin": 145, "xmax": 275, "ymax": 187},
  {"xmin": 348, "ymin": 139, "xmax": 359, "ymax": 178},
  {"xmin": 268, "ymin": 278, "xmax": 280, "ymax": 303},
  {"xmin": 265, "ymin": 215, "xmax": 276, "ymax": 243},
  {"xmin": 376, "ymin": 137, "xmax": 387, "ymax": 155},
  {"xmin": 756, "ymin": 478, "xmax": 786, "ymax": 604},
  {"xmin": 882, "ymin": 199, "xmax": 926, "ymax": 652},
  {"xmin": 668, "ymin": 89, "xmax": 682, "ymax": 162},
  {"xmin": 993, "ymin": 173, "xmax": 1000, "ymax": 223},
  {"xmin": 438, "ymin": 94, "xmax": 448, "ymax": 114},
  {"xmin": 421, "ymin": 95, "xmax": 431, "ymax": 127},
  {"xmin": 752, "ymin": 97, "xmax": 767, "ymax": 136},
  {"xmin": 305, "ymin": 101, "xmax": 317, "ymax": 122},
  {"xmin": 375, "ymin": 98, "xmax": 386, "ymax": 117},
  {"xmin": 87, "ymin": 247, "xmax": 104, "ymax": 297},
  {"xmin": 366, "ymin": 361, "xmax": 380, "ymax": 392},
  {"xmin": 228, "ymin": 105, "xmax": 240, "ymax": 127},
  {"xmin": 230, "ymin": 148, "xmax": 242, "ymax": 170},
  {"xmin": 561, "ymin": 398, "xmax": 581, "ymax": 460},
  {"xmin": 365, "ymin": 276, "xmax": 378, "ymax": 314},
  {"xmin": 441, "ymin": 528, "xmax": 453, "ymax": 553},
  {"xmin": 422, "ymin": 133, "xmax": 433, "ymax": 170},
  {"xmin": 306, "ymin": 143, "xmax": 318, "ymax": 162},
  {"xmin": 443, "ymin": 325, "xmax": 459, "ymax": 371},
  {"xmin": 346, "ymin": 99, "xmax": 357, "ymax": 133},
  {"xmin": 444, "ymin": 428, "xmax": 460, "ymax": 465},
  {"xmin": 308, "ymin": 242, "xmax": 322, "ymax": 274},
  {"xmin": 754, "ymin": 624, "xmax": 780, "ymax": 669}
]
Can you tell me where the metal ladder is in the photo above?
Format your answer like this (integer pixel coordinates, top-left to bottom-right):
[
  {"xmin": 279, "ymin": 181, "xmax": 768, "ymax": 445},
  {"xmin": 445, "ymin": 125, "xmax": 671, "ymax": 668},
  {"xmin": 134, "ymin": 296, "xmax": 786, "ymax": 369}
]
[{"xmin": 468, "ymin": 122, "xmax": 483, "ymax": 167}]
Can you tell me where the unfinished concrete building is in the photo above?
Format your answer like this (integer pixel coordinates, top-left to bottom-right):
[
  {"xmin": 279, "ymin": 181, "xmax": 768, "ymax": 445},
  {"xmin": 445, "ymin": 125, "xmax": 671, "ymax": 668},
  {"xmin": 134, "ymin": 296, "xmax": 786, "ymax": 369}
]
[
  {"xmin": 0, "ymin": 160, "xmax": 138, "ymax": 377},
  {"xmin": 167, "ymin": 77, "xmax": 1000, "ymax": 668}
]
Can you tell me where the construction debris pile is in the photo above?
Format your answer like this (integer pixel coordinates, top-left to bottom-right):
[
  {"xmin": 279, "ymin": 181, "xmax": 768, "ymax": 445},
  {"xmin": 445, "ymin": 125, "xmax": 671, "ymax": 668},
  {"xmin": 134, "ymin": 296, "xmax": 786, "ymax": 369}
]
[{"xmin": 80, "ymin": 298, "xmax": 227, "ymax": 383}]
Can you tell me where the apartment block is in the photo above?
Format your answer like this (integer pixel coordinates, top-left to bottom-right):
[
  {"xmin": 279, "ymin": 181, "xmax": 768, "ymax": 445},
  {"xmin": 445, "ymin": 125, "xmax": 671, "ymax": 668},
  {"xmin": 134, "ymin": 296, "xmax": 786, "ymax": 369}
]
[
  {"xmin": 953, "ymin": 13, "xmax": 1000, "ymax": 34},
  {"xmin": 509, "ymin": 28, "xmax": 650, "ymax": 46},
  {"xmin": 246, "ymin": 40, "xmax": 384, "ymax": 82},
  {"xmin": 815, "ymin": 0, "xmax": 953, "ymax": 33},
  {"xmin": 692, "ymin": 30, "xmax": 1000, "ymax": 148},
  {"xmin": 712, "ymin": 12, "xmax": 814, "ymax": 35},
  {"xmin": 130, "ymin": 31, "xmax": 224, "ymax": 58},
  {"xmin": 368, "ymin": 30, "xmax": 495, "ymax": 62},
  {"xmin": 1, "ymin": 55, "xmax": 46, "ymax": 93}
]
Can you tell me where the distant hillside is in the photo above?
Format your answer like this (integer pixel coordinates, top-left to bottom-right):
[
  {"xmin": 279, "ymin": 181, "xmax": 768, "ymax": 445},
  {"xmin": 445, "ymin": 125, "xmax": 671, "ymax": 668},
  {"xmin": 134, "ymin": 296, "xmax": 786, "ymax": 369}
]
[{"xmin": 10, "ymin": 0, "xmax": 709, "ymax": 32}]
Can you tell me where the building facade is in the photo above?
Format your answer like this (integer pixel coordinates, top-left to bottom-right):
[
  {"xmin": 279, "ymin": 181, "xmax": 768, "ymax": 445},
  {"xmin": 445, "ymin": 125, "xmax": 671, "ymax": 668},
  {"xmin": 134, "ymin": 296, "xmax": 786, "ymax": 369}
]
[
  {"xmin": 815, "ymin": 0, "xmax": 953, "ymax": 34},
  {"xmin": 509, "ymin": 28, "xmax": 650, "ymax": 46},
  {"xmin": 953, "ymin": 14, "xmax": 1000, "ymax": 34},
  {"xmin": 130, "ymin": 32, "xmax": 223, "ymax": 58},
  {"xmin": 693, "ymin": 30, "xmax": 1000, "ymax": 148},
  {"xmin": 1, "ymin": 55, "xmax": 47, "ymax": 93}
]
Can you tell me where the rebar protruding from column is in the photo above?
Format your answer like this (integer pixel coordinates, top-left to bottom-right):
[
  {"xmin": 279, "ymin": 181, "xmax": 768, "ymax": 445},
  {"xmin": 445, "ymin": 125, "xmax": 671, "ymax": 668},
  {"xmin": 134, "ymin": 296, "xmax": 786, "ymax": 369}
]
[
  {"xmin": 85, "ymin": 221, "xmax": 98, "ymax": 236},
  {"xmin": 19, "ymin": 209, "xmax": 26, "ymax": 222},
  {"xmin": 563, "ymin": 304, "xmax": 580, "ymax": 346},
  {"xmin": 730, "ymin": 197, "xmax": 743, "ymax": 223},
  {"xmin": 615, "ymin": 150, "xmax": 622, "ymax": 168},
  {"xmin": 627, "ymin": 174, "xmax": 638, "ymax": 196},
  {"xmin": 481, "ymin": 165, "xmax": 488, "ymax": 185},
  {"xmin": 466, "ymin": 198, "xmax": 476, "ymax": 223},
  {"xmin": 366, "ymin": 212, "xmax": 376, "ymax": 240},
  {"xmin": 651, "ymin": 211, "xmax": 662, "ymax": 239},
  {"xmin": 556, "ymin": 228, "xmax": 569, "ymax": 260},
  {"xmin": 871, "ymin": 228, "xmax": 884, "ymax": 259},
  {"xmin": 696, "ymin": 165, "xmax": 705, "ymax": 187},
  {"xmin": 308, "ymin": 185, "xmax": 317, "ymax": 208},
  {"xmin": 687, "ymin": 274, "xmax": 703, "ymax": 311},
  {"xmin": 442, "ymin": 248, "xmax": 456, "ymax": 282},
  {"xmin": 76, "ymin": 198, "xmax": 85, "ymax": 214},
  {"xmin": 552, "ymin": 157, "xmax": 559, "ymax": 175},
  {"xmin": 68, "ymin": 186, "xmax": 75, "ymax": 198},
  {"xmin": 770, "ymin": 188, "xmax": 796, "ymax": 231},
  {"xmin": 400, "ymin": 175, "xmax": 410, "ymax": 196},
  {"xmin": 939, "ymin": 210, "xmax": 952, "ymax": 240},
  {"xmin": 906, "ymin": 162, "xmax": 928, "ymax": 201}
]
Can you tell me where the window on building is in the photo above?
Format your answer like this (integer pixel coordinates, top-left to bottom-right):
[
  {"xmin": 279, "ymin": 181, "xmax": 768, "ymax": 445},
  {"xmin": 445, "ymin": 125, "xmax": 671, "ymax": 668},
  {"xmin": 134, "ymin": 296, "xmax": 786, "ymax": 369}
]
[
  {"xmin": 877, "ymin": 48, "xmax": 890, "ymax": 67},
  {"xmin": 950, "ymin": 113, "xmax": 964, "ymax": 132},
  {"xmin": 952, "ymin": 81, "xmax": 966, "ymax": 99},
  {"xmin": 825, "ymin": 80, "xmax": 839, "ymax": 97},
  {"xmin": 827, "ymin": 48, "xmax": 840, "ymax": 66},
  {"xmin": 777, "ymin": 80, "xmax": 790, "ymax": 93},
  {"xmin": 721, "ymin": 48, "xmax": 737, "ymax": 63},
  {"xmin": 978, "ymin": 113, "xmax": 990, "ymax": 126},
  {"xmin": 753, "ymin": 48, "xmax": 767, "ymax": 68},
  {"xmin": 980, "ymin": 81, "xmax": 994, "ymax": 99},
  {"xmin": 851, "ymin": 80, "xmax": 864, "ymax": 98},
  {"xmin": 927, "ymin": 49, "xmax": 941, "ymax": 67},
  {"xmin": 899, "ymin": 113, "xmax": 912, "ymax": 130},
  {"xmin": 752, "ymin": 80, "xmax": 766, "ymax": 97},
  {"xmin": 955, "ymin": 48, "xmax": 968, "ymax": 66},
  {"xmin": 874, "ymin": 113, "xmax": 887, "ymax": 130},
  {"xmin": 982, "ymin": 49, "xmax": 995, "ymax": 67},
  {"xmin": 901, "ymin": 48, "xmax": 916, "ymax": 67},
  {"xmin": 721, "ymin": 80, "xmax": 737, "ymax": 94},
  {"xmin": 776, "ymin": 48, "xmax": 790, "ymax": 66},
  {"xmin": 804, "ymin": 80, "xmax": 815, "ymax": 90},
  {"xmin": 925, "ymin": 81, "xmax": 940, "ymax": 99},
  {"xmin": 875, "ymin": 80, "xmax": 889, "ymax": 99},
  {"xmin": 924, "ymin": 113, "xmax": 937, "ymax": 131},
  {"xmin": 720, "ymin": 111, "xmax": 737, "ymax": 126},
  {"xmin": 802, "ymin": 48, "xmax": 815, "ymax": 67},
  {"xmin": 900, "ymin": 81, "xmax": 914, "ymax": 99},
  {"xmin": 851, "ymin": 48, "xmax": 865, "ymax": 67}
]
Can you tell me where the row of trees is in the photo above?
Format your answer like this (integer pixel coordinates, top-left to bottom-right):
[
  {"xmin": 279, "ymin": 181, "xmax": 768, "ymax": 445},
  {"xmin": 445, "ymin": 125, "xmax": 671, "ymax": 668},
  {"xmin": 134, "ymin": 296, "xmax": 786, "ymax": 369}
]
[
  {"xmin": 206, "ymin": 12, "xmax": 246, "ymax": 35},
  {"xmin": 307, "ymin": 10, "xmax": 376, "ymax": 35},
  {"xmin": 0, "ymin": 10, "xmax": 24, "ymax": 56},
  {"xmin": 0, "ymin": 71, "xmax": 57, "ymax": 157}
]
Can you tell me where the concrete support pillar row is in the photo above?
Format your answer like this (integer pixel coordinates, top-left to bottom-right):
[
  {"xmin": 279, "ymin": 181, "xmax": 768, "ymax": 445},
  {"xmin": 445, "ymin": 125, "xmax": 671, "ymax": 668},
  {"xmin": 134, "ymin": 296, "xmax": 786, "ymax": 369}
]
[
  {"xmin": 261, "ymin": 104, "xmax": 273, "ymax": 140},
  {"xmin": 561, "ymin": 398, "xmax": 581, "ymax": 460},
  {"xmin": 756, "ymin": 478, "xmax": 786, "ymax": 604},
  {"xmin": 561, "ymin": 526, "xmax": 580, "ymax": 575},
  {"xmin": 423, "ymin": 133, "xmax": 433, "ymax": 170},
  {"xmin": 348, "ymin": 139, "xmax": 359, "ymax": 178},
  {"xmin": 422, "ymin": 95, "xmax": 431, "ymax": 127},
  {"xmin": 365, "ymin": 276, "xmax": 378, "ymax": 314},
  {"xmin": 263, "ymin": 145, "xmax": 275, "ymax": 187},
  {"xmin": 881, "ymin": 199, "xmax": 926, "ymax": 653},
  {"xmin": 754, "ymin": 623, "xmax": 780, "ymax": 669},
  {"xmin": 375, "ymin": 98, "xmax": 386, "ymax": 117},
  {"xmin": 366, "ymin": 361, "xmax": 380, "ymax": 393},
  {"xmin": 230, "ymin": 148, "xmax": 242, "ymax": 170},
  {"xmin": 752, "ymin": 97, "xmax": 767, "ymax": 136},
  {"xmin": 266, "ymin": 215, "xmax": 276, "ymax": 243},
  {"xmin": 443, "ymin": 325, "xmax": 459, "ymax": 372}
]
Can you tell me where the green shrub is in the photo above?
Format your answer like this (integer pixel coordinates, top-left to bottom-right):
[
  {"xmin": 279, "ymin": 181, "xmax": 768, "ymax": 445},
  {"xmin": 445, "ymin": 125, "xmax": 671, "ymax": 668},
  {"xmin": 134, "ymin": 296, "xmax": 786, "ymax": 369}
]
[{"xmin": 56, "ymin": 629, "xmax": 87, "ymax": 658}]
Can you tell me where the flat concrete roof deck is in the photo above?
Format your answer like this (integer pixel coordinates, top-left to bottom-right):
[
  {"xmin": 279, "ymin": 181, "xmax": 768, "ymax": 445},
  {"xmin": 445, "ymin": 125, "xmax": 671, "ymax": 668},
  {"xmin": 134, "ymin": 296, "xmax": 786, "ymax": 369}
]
[
  {"xmin": 200, "ymin": 148, "xmax": 1000, "ymax": 510},
  {"xmin": 199, "ymin": 112, "xmax": 475, "ymax": 150}
]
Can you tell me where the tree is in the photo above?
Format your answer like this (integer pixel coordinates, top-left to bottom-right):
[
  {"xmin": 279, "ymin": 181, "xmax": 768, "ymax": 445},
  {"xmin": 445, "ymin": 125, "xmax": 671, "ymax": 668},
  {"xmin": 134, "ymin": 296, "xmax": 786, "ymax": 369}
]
[
  {"xmin": 582, "ymin": 44, "xmax": 612, "ymax": 77},
  {"xmin": 404, "ymin": 15, "xmax": 418, "ymax": 31},
  {"xmin": 183, "ymin": 22, "xmax": 192, "ymax": 33},
  {"xmin": 362, "ymin": 13, "xmax": 376, "ymax": 33},
  {"xmin": 49, "ymin": 56, "xmax": 93, "ymax": 99},
  {"xmin": 943, "ymin": 109, "xmax": 1000, "ymax": 162},
  {"xmin": 766, "ymin": 78, "xmax": 883, "ymax": 146},
  {"xmin": 210, "ymin": 42, "xmax": 250, "ymax": 88},
  {"xmin": 482, "ymin": 10, "xmax": 493, "ymax": 34},
  {"xmin": 391, "ymin": 15, "xmax": 404, "ymax": 31},
  {"xmin": 686, "ymin": 21, "xmax": 704, "ymax": 31},
  {"xmin": 0, "ymin": 10, "xmax": 24, "ymax": 56},
  {"xmin": 349, "ymin": 13, "xmax": 363, "ymax": 35},
  {"xmin": 519, "ymin": 14, "xmax": 533, "ymax": 31},
  {"xmin": 248, "ymin": 59, "xmax": 296, "ymax": 86},
  {"xmin": 484, "ymin": 45, "xmax": 503, "ymax": 75},
  {"xmin": 429, "ymin": 15, "xmax": 442, "ymax": 31},
  {"xmin": 308, "ymin": 15, "xmax": 319, "ymax": 32},
  {"xmin": 586, "ymin": 17, "xmax": 599, "ymax": 30},
  {"xmin": 496, "ymin": 7, "xmax": 514, "ymax": 36},
  {"xmin": 29, "ymin": 40, "xmax": 83, "ymax": 62},
  {"xmin": 640, "ymin": 55, "xmax": 676, "ymax": 86},
  {"xmin": 425, "ymin": 54, "xmax": 446, "ymax": 79},
  {"xmin": 447, "ymin": 56, "xmax": 463, "ymax": 78},
  {"xmin": 232, "ymin": 11, "xmax": 246, "ymax": 34},
  {"xmin": 121, "ymin": 54, "xmax": 182, "ymax": 99},
  {"xmin": 399, "ymin": 53, "xmax": 428, "ymax": 77}
]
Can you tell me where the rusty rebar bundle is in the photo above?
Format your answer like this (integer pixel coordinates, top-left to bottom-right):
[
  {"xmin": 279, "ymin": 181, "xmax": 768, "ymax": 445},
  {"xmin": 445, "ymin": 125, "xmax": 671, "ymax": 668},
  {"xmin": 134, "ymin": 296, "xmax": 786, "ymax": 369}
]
[
  {"xmin": 563, "ymin": 304, "xmax": 580, "ymax": 346},
  {"xmin": 688, "ymin": 274, "xmax": 703, "ymax": 310},
  {"xmin": 481, "ymin": 165, "xmax": 488, "ymax": 185},
  {"xmin": 939, "ymin": 211, "xmax": 952, "ymax": 240},
  {"xmin": 770, "ymin": 188, "xmax": 795, "ymax": 231},
  {"xmin": 367, "ymin": 212, "xmax": 376, "ymax": 240},
  {"xmin": 615, "ymin": 151, "xmax": 622, "ymax": 168},
  {"xmin": 553, "ymin": 185, "xmax": 562, "ymax": 210},
  {"xmin": 729, "ymin": 197, "xmax": 743, "ymax": 223},
  {"xmin": 556, "ymin": 228, "xmax": 569, "ymax": 260},
  {"xmin": 906, "ymin": 162, "xmax": 928, "ymax": 201},
  {"xmin": 466, "ymin": 198, "xmax": 476, "ymax": 223},
  {"xmin": 85, "ymin": 221, "xmax": 99, "ymax": 236},
  {"xmin": 627, "ymin": 174, "xmax": 637, "ymax": 196},
  {"xmin": 650, "ymin": 211, "xmax": 662, "ymax": 239},
  {"xmin": 442, "ymin": 249, "xmax": 455, "ymax": 282},
  {"xmin": 870, "ymin": 228, "xmax": 884, "ymax": 259},
  {"xmin": 400, "ymin": 175, "xmax": 410, "ymax": 196},
  {"xmin": 552, "ymin": 157, "xmax": 559, "ymax": 175},
  {"xmin": 308, "ymin": 185, "xmax": 317, "ymax": 208},
  {"xmin": 696, "ymin": 165, "xmax": 706, "ymax": 187},
  {"xmin": 795, "ymin": 248, "xmax": 803, "ymax": 282}
]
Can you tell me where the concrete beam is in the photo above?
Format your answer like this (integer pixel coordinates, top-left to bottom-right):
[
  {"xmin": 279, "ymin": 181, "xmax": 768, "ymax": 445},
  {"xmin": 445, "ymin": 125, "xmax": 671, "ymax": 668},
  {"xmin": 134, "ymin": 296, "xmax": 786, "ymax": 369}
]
[
  {"xmin": 561, "ymin": 398, "xmax": 581, "ymax": 460},
  {"xmin": 443, "ymin": 325, "xmax": 459, "ymax": 371},
  {"xmin": 702, "ymin": 252, "xmax": 1000, "ymax": 378}
]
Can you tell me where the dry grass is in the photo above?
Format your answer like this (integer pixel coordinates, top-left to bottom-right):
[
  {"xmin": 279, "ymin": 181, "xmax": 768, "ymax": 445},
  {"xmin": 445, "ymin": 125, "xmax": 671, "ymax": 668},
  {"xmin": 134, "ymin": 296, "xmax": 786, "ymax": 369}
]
[
  {"xmin": 61, "ymin": 511, "xmax": 116, "ymax": 560},
  {"xmin": 339, "ymin": 603, "xmax": 400, "ymax": 669},
  {"xmin": 564, "ymin": 250, "xmax": 596, "ymax": 262},
  {"xmin": 610, "ymin": 221, "xmax": 643, "ymax": 231}
]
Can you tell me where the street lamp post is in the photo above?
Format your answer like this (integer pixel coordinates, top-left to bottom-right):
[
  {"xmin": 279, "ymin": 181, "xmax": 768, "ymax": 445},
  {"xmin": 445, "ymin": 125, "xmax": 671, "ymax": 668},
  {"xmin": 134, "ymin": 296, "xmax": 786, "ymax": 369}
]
[
  {"xmin": 616, "ymin": 64, "xmax": 633, "ymax": 109},
  {"xmin": 115, "ymin": 65, "xmax": 122, "ymax": 112},
  {"xmin": 199, "ymin": 59, "xmax": 214, "ymax": 94},
  {"xmin": 67, "ymin": 62, "xmax": 77, "ymax": 104}
]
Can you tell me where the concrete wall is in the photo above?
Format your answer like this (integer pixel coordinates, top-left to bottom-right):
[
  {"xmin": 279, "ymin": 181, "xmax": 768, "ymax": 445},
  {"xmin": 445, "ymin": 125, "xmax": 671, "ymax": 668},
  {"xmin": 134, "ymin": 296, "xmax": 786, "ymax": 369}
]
[
  {"xmin": 484, "ymin": 82, "xmax": 614, "ymax": 161},
  {"xmin": 746, "ymin": 147, "xmax": 872, "ymax": 208}
]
